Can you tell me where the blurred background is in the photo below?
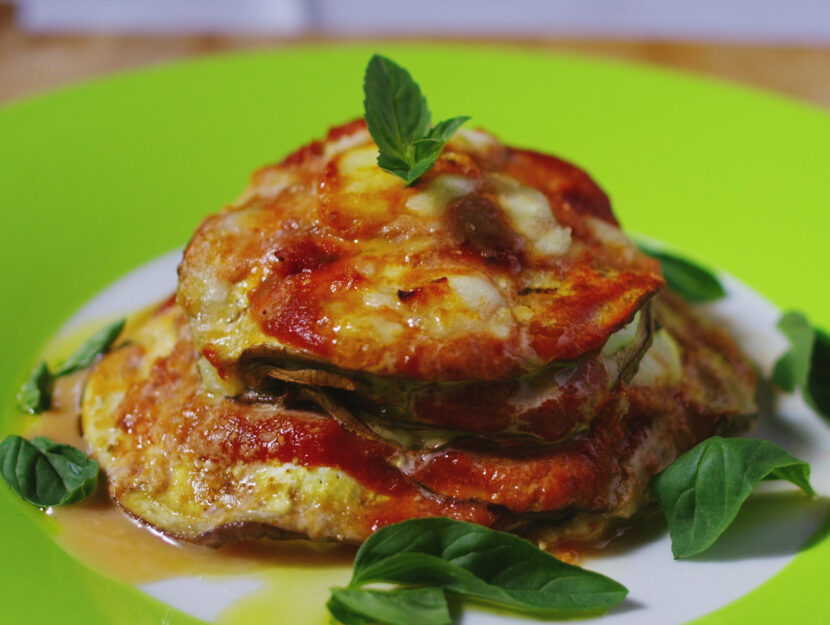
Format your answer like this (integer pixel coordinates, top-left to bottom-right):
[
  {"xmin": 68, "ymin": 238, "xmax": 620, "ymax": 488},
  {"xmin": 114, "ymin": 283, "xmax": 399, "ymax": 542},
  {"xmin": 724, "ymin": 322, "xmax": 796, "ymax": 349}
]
[{"xmin": 1, "ymin": 0, "xmax": 829, "ymax": 106}]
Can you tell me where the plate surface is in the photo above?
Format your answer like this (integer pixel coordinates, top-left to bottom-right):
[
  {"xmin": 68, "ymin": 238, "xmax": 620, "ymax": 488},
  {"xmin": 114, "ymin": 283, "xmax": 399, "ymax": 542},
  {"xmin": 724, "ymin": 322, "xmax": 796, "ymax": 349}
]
[{"xmin": 1, "ymin": 44, "xmax": 829, "ymax": 625}]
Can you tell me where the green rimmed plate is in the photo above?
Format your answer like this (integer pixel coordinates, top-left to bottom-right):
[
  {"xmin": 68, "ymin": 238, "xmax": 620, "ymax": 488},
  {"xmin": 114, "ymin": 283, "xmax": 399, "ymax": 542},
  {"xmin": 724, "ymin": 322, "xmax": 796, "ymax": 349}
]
[{"xmin": 1, "ymin": 44, "xmax": 828, "ymax": 625}]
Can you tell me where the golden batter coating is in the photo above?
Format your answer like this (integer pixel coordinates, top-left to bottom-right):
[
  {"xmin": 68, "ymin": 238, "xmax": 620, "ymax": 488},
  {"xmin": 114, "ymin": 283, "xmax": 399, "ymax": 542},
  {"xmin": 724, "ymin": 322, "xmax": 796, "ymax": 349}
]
[{"xmin": 177, "ymin": 120, "xmax": 663, "ymax": 396}]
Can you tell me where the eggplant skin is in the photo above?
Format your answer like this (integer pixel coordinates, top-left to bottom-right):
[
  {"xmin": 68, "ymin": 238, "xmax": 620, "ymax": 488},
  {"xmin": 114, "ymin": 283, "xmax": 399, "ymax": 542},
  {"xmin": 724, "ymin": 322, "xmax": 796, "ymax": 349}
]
[
  {"xmin": 177, "ymin": 119, "xmax": 663, "ymax": 394},
  {"xmin": 81, "ymin": 291, "xmax": 755, "ymax": 548}
]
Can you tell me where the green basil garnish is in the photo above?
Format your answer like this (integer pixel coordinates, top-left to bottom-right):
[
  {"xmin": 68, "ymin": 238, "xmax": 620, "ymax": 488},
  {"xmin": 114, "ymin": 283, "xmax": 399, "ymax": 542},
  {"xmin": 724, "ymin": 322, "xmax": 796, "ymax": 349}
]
[
  {"xmin": 0, "ymin": 435, "xmax": 99, "ymax": 507},
  {"xmin": 363, "ymin": 55, "xmax": 470, "ymax": 186},
  {"xmin": 53, "ymin": 318, "xmax": 126, "ymax": 377},
  {"xmin": 652, "ymin": 437, "xmax": 813, "ymax": 559},
  {"xmin": 773, "ymin": 311, "xmax": 830, "ymax": 420},
  {"xmin": 328, "ymin": 587, "xmax": 450, "ymax": 625},
  {"xmin": 17, "ymin": 361, "xmax": 53, "ymax": 415},
  {"xmin": 808, "ymin": 327, "xmax": 830, "ymax": 419},
  {"xmin": 638, "ymin": 243, "xmax": 726, "ymax": 303},
  {"xmin": 328, "ymin": 518, "xmax": 627, "ymax": 624},
  {"xmin": 17, "ymin": 318, "xmax": 125, "ymax": 415}
]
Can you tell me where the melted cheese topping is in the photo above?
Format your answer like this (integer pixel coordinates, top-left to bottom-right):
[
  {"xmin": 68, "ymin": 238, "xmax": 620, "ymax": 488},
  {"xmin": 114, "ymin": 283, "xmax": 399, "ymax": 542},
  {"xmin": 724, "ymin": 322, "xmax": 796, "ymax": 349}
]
[
  {"xmin": 490, "ymin": 173, "xmax": 572, "ymax": 256},
  {"xmin": 178, "ymin": 119, "xmax": 663, "ymax": 386},
  {"xmin": 405, "ymin": 175, "xmax": 477, "ymax": 217}
]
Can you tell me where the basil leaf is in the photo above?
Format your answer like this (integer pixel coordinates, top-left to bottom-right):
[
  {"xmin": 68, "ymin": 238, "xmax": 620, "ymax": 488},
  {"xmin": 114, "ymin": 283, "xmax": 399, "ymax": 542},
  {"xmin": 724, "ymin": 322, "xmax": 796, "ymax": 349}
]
[
  {"xmin": 406, "ymin": 116, "xmax": 471, "ymax": 183},
  {"xmin": 350, "ymin": 518, "xmax": 627, "ymax": 615},
  {"xmin": 363, "ymin": 55, "xmax": 469, "ymax": 185},
  {"xmin": 327, "ymin": 594, "xmax": 374, "ymax": 625},
  {"xmin": 363, "ymin": 54, "xmax": 430, "ymax": 165},
  {"xmin": 652, "ymin": 436, "xmax": 814, "ymax": 558},
  {"xmin": 415, "ymin": 116, "xmax": 471, "ymax": 156},
  {"xmin": 53, "ymin": 318, "xmax": 126, "ymax": 377},
  {"xmin": 17, "ymin": 361, "xmax": 53, "ymax": 415},
  {"xmin": 638, "ymin": 244, "xmax": 725, "ymax": 303},
  {"xmin": 328, "ymin": 588, "xmax": 450, "ymax": 625},
  {"xmin": 772, "ymin": 312, "xmax": 814, "ymax": 392},
  {"xmin": 17, "ymin": 318, "xmax": 126, "ymax": 415},
  {"xmin": 0, "ymin": 435, "xmax": 99, "ymax": 507},
  {"xmin": 772, "ymin": 312, "xmax": 830, "ymax": 420},
  {"xmin": 808, "ymin": 329, "xmax": 830, "ymax": 418}
]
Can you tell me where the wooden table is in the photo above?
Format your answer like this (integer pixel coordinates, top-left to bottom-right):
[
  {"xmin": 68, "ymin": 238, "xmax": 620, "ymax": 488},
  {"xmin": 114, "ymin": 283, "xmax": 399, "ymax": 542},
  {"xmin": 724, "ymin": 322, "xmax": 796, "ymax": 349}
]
[{"xmin": 1, "ymin": 3, "xmax": 829, "ymax": 109}]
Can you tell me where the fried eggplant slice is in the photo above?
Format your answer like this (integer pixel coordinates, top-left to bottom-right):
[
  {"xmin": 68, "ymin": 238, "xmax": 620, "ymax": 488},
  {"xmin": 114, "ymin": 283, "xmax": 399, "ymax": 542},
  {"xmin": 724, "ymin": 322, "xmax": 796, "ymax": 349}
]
[
  {"xmin": 81, "ymin": 301, "xmax": 499, "ymax": 546},
  {"xmin": 245, "ymin": 304, "xmax": 653, "ymax": 446},
  {"xmin": 178, "ymin": 120, "xmax": 663, "ymax": 400}
]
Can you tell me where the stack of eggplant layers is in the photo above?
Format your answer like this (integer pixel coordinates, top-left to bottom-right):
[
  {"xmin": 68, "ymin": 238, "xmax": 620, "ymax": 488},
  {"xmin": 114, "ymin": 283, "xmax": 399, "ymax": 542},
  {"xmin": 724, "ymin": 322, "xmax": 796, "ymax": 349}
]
[{"xmin": 81, "ymin": 121, "xmax": 757, "ymax": 549}]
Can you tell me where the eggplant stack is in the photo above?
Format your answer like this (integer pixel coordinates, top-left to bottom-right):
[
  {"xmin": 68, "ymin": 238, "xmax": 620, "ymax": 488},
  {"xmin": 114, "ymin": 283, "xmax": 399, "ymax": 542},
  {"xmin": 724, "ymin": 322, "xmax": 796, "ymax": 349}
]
[{"xmin": 82, "ymin": 122, "xmax": 757, "ymax": 550}]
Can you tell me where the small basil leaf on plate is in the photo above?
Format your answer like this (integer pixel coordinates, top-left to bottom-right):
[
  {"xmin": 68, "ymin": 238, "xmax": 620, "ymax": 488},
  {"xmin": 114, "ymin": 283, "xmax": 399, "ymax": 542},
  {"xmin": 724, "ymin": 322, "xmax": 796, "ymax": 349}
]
[
  {"xmin": 17, "ymin": 361, "xmax": 53, "ymax": 415},
  {"xmin": 0, "ymin": 435, "xmax": 99, "ymax": 507},
  {"xmin": 17, "ymin": 318, "xmax": 126, "ymax": 414},
  {"xmin": 350, "ymin": 517, "xmax": 627, "ymax": 614},
  {"xmin": 772, "ymin": 311, "xmax": 813, "ymax": 392},
  {"xmin": 327, "ymin": 594, "xmax": 374, "ymax": 625},
  {"xmin": 328, "ymin": 587, "xmax": 450, "ymax": 625},
  {"xmin": 53, "ymin": 318, "xmax": 126, "ymax": 377},
  {"xmin": 638, "ymin": 243, "xmax": 726, "ymax": 303},
  {"xmin": 807, "ymin": 329, "xmax": 830, "ymax": 418},
  {"xmin": 363, "ymin": 54, "xmax": 469, "ymax": 186},
  {"xmin": 652, "ymin": 436, "xmax": 814, "ymax": 558},
  {"xmin": 772, "ymin": 312, "xmax": 830, "ymax": 419}
]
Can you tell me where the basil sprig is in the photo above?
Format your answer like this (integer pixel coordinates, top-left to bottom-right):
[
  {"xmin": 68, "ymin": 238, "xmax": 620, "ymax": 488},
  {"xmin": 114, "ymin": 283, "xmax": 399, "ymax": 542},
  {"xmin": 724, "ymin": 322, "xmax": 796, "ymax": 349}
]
[
  {"xmin": 0, "ymin": 435, "xmax": 99, "ymax": 507},
  {"xmin": 17, "ymin": 318, "xmax": 125, "ymax": 415},
  {"xmin": 772, "ymin": 311, "xmax": 830, "ymax": 420},
  {"xmin": 638, "ymin": 243, "xmax": 726, "ymax": 303},
  {"xmin": 652, "ymin": 437, "xmax": 813, "ymax": 559},
  {"xmin": 363, "ymin": 55, "xmax": 470, "ymax": 186},
  {"xmin": 328, "ymin": 518, "xmax": 627, "ymax": 625}
]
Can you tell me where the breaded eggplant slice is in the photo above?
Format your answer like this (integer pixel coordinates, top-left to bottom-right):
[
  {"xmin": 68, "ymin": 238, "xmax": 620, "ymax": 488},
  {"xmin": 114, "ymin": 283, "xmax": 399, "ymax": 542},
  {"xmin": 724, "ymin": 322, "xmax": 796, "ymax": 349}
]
[
  {"xmin": 393, "ymin": 290, "xmax": 757, "ymax": 518},
  {"xmin": 81, "ymin": 300, "xmax": 499, "ymax": 546},
  {"xmin": 246, "ymin": 305, "xmax": 653, "ymax": 447},
  {"xmin": 178, "ymin": 120, "xmax": 663, "ymax": 399}
]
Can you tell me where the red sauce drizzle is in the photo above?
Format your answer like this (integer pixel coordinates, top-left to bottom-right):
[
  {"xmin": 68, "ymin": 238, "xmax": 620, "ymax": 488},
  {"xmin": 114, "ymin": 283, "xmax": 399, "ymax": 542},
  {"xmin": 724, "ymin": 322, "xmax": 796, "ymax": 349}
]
[
  {"xmin": 210, "ymin": 410, "xmax": 500, "ymax": 531},
  {"xmin": 249, "ymin": 236, "xmax": 360, "ymax": 355},
  {"xmin": 216, "ymin": 412, "xmax": 409, "ymax": 495},
  {"xmin": 413, "ymin": 382, "xmax": 516, "ymax": 434}
]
